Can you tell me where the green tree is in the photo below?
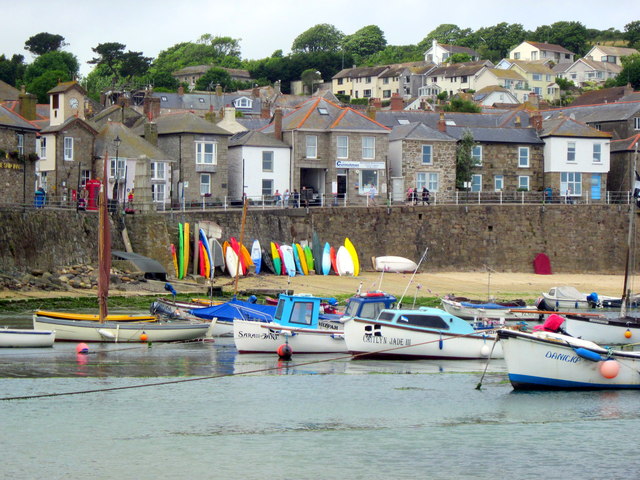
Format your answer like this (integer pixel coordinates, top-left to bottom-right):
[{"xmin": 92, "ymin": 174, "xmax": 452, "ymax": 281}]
[
  {"xmin": 614, "ymin": 53, "xmax": 640, "ymax": 89},
  {"xmin": 342, "ymin": 25, "xmax": 387, "ymax": 60},
  {"xmin": 555, "ymin": 77, "xmax": 575, "ymax": 90},
  {"xmin": 29, "ymin": 69, "xmax": 72, "ymax": 102},
  {"xmin": 23, "ymin": 51, "xmax": 79, "ymax": 85},
  {"xmin": 0, "ymin": 54, "xmax": 26, "ymax": 86},
  {"xmin": 291, "ymin": 24, "xmax": 344, "ymax": 53},
  {"xmin": 365, "ymin": 45, "xmax": 422, "ymax": 66},
  {"xmin": 530, "ymin": 21, "xmax": 588, "ymax": 56},
  {"xmin": 194, "ymin": 67, "xmax": 232, "ymax": 91},
  {"xmin": 151, "ymin": 36, "xmax": 242, "ymax": 74},
  {"xmin": 301, "ymin": 68, "xmax": 322, "ymax": 94},
  {"xmin": 447, "ymin": 53, "xmax": 471, "ymax": 63},
  {"xmin": 472, "ymin": 23, "xmax": 527, "ymax": 60},
  {"xmin": 418, "ymin": 24, "xmax": 472, "ymax": 51},
  {"xmin": 196, "ymin": 34, "xmax": 241, "ymax": 57},
  {"xmin": 625, "ymin": 21, "xmax": 640, "ymax": 49},
  {"xmin": 444, "ymin": 97, "xmax": 481, "ymax": 113},
  {"xmin": 88, "ymin": 42, "xmax": 126, "ymax": 78},
  {"xmin": 119, "ymin": 51, "xmax": 152, "ymax": 79},
  {"xmin": 456, "ymin": 130, "xmax": 475, "ymax": 190},
  {"xmin": 24, "ymin": 33, "xmax": 67, "ymax": 56}
]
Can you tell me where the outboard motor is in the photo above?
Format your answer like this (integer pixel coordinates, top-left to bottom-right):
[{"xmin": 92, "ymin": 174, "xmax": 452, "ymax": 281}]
[{"xmin": 586, "ymin": 292, "xmax": 599, "ymax": 308}]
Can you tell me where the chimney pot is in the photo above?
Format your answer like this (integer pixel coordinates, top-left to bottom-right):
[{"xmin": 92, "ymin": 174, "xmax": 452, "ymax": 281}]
[{"xmin": 274, "ymin": 108, "xmax": 283, "ymax": 141}]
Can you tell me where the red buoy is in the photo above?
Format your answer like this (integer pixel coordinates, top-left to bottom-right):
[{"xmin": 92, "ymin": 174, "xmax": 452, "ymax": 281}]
[
  {"xmin": 76, "ymin": 342, "xmax": 89, "ymax": 354},
  {"xmin": 277, "ymin": 343, "xmax": 292, "ymax": 360}
]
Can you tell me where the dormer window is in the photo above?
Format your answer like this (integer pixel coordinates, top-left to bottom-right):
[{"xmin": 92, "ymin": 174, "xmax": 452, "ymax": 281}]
[
  {"xmin": 234, "ymin": 97, "xmax": 252, "ymax": 109},
  {"xmin": 199, "ymin": 98, "xmax": 205, "ymax": 103},
  {"xmin": 161, "ymin": 96, "xmax": 168, "ymax": 102},
  {"xmin": 317, "ymin": 107, "xmax": 329, "ymax": 115}
]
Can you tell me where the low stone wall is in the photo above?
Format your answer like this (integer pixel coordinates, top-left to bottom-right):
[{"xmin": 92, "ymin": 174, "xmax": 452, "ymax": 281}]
[{"xmin": 0, "ymin": 204, "xmax": 634, "ymax": 275}]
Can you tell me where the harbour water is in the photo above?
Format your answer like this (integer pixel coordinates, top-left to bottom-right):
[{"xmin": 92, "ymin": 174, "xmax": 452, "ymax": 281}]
[{"xmin": 2, "ymin": 316, "xmax": 640, "ymax": 479}]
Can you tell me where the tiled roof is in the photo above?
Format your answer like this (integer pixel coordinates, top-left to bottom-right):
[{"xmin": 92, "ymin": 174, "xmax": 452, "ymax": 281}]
[
  {"xmin": 0, "ymin": 104, "xmax": 39, "ymax": 130},
  {"xmin": 375, "ymin": 110, "xmax": 533, "ymax": 129},
  {"xmin": 510, "ymin": 60, "xmax": 554, "ymax": 74},
  {"xmin": 133, "ymin": 111, "xmax": 232, "ymax": 136},
  {"xmin": 569, "ymin": 86, "xmax": 633, "ymax": 106},
  {"xmin": 578, "ymin": 58, "xmax": 622, "ymax": 73},
  {"xmin": 152, "ymin": 91, "xmax": 262, "ymax": 115},
  {"xmin": 593, "ymin": 46, "xmax": 639, "ymax": 57},
  {"xmin": 389, "ymin": 122, "xmax": 455, "ymax": 141},
  {"xmin": 610, "ymin": 133, "xmax": 640, "ymax": 152},
  {"xmin": 445, "ymin": 125, "xmax": 544, "ymax": 144},
  {"xmin": 332, "ymin": 66, "xmax": 390, "ymax": 80},
  {"xmin": 525, "ymin": 41, "xmax": 575, "ymax": 55},
  {"xmin": 429, "ymin": 61, "xmax": 493, "ymax": 77},
  {"xmin": 542, "ymin": 101, "xmax": 640, "ymax": 122},
  {"xmin": 40, "ymin": 116, "xmax": 98, "ymax": 135},
  {"xmin": 47, "ymin": 81, "xmax": 87, "ymax": 96},
  {"xmin": 487, "ymin": 68, "xmax": 526, "ymax": 80},
  {"xmin": 539, "ymin": 115, "xmax": 612, "ymax": 138}
]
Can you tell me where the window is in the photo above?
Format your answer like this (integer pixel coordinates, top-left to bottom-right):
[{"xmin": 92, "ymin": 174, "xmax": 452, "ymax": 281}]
[
  {"xmin": 262, "ymin": 179, "xmax": 273, "ymax": 196},
  {"xmin": 514, "ymin": 52, "xmax": 521, "ymax": 60},
  {"xmin": 151, "ymin": 183, "xmax": 165, "ymax": 203},
  {"xmin": 533, "ymin": 87, "xmax": 542, "ymax": 95},
  {"xmin": 337, "ymin": 78, "xmax": 343, "ymax": 85},
  {"xmin": 360, "ymin": 169, "xmax": 378, "ymax": 194},
  {"xmin": 81, "ymin": 169, "xmax": 91, "ymax": 187},
  {"xmin": 38, "ymin": 137, "xmax": 46, "ymax": 158},
  {"xmin": 337, "ymin": 136, "xmax": 349, "ymax": 159},
  {"xmin": 383, "ymin": 78, "xmax": 389, "ymax": 84},
  {"xmin": 518, "ymin": 176, "xmax": 530, "ymax": 190},
  {"xmin": 422, "ymin": 145, "xmax": 433, "ymax": 164},
  {"xmin": 110, "ymin": 157, "xmax": 125, "ymax": 179},
  {"xmin": 567, "ymin": 142, "xmax": 576, "ymax": 162},
  {"xmin": 593, "ymin": 144, "xmax": 602, "ymax": 163},
  {"xmin": 494, "ymin": 175, "xmax": 504, "ymax": 191},
  {"xmin": 383, "ymin": 90, "xmax": 391, "ymax": 98},
  {"xmin": 531, "ymin": 51, "xmax": 538, "ymax": 60},
  {"xmin": 196, "ymin": 141, "xmax": 217, "ymax": 165},
  {"xmin": 365, "ymin": 76, "xmax": 371, "ymax": 83},
  {"xmin": 63, "ymin": 137, "xmax": 73, "ymax": 161},
  {"xmin": 461, "ymin": 75, "xmax": 468, "ymax": 83},
  {"xmin": 262, "ymin": 151, "xmax": 274, "ymax": 171},
  {"xmin": 546, "ymin": 74, "xmax": 551, "ymax": 82},
  {"xmin": 601, "ymin": 55, "xmax": 616, "ymax": 63},
  {"xmin": 306, "ymin": 135, "xmax": 317, "ymax": 158},
  {"xmin": 428, "ymin": 172, "xmax": 439, "ymax": 191},
  {"xmin": 561, "ymin": 172, "xmax": 582, "ymax": 196},
  {"xmin": 362, "ymin": 137, "xmax": 375, "ymax": 159},
  {"xmin": 471, "ymin": 174, "xmax": 482, "ymax": 192},
  {"xmin": 17, "ymin": 133, "xmax": 24, "ymax": 155},
  {"xmin": 417, "ymin": 172, "xmax": 427, "ymax": 190},
  {"xmin": 152, "ymin": 162, "xmax": 166, "ymax": 180},
  {"xmin": 635, "ymin": 117, "xmax": 640, "ymax": 130},
  {"xmin": 234, "ymin": 97, "xmax": 252, "ymax": 108},
  {"xmin": 363, "ymin": 89, "xmax": 372, "ymax": 97},
  {"xmin": 317, "ymin": 107, "xmax": 329, "ymax": 115},
  {"xmin": 290, "ymin": 302, "xmax": 314, "ymax": 325},
  {"xmin": 200, "ymin": 174, "xmax": 210, "ymax": 195},
  {"xmin": 518, "ymin": 147, "xmax": 530, "ymax": 167},
  {"xmin": 472, "ymin": 145, "xmax": 483, "ymax": 166}
]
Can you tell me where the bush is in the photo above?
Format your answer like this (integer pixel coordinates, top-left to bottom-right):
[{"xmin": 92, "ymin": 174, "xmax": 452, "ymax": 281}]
[{"xmin": 350, "ymin": 98, "xmax": 369, "ymax": 106}]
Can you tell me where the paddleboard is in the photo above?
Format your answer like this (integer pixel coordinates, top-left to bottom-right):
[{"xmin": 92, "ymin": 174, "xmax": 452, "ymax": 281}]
[
  {"xmin": 178, "ymin": 223, "xmax": 184, "ymax": 279},
  {"xmin": 344, "ymin": 237, "xmax": 359, "ymax": 277},
  {"xmin": 336, "ymin": 245, "xmax": 354, "ymax": 276},
  {"xmin": 261, "ymin": 247, "xmax": 275, "ymax": 274},
  {"xmin": 330, "ymin": 246, "xmax": 338, "ymax": 275},
  {"xmin": 183, "ymin": 223, "xmax": 190, "ymax": 277},
  {"xmin": 240, "ymin": 243, "xmax": 253, "ymax": 268},
  {"xmin": 322, "ymin": 242, "xmax": 331, "ymax": 275},
  {"xmin": 303, "ymin": 245, "xmax": 314, "ymax": 273},
  {"xmin": 372, "ymin": 256, "xmax": 418, "ymax": 273},
  {"xmin": 202, "ymin": 243, "xmax": 211, "ymax": 278},
  {"xmin": 312, "ymin": 231, "xmax": 323, "ymax": 274},
  {"xmin": 294, "ymin": 243, "xmax": 307, "ymax": 275},
  {"xmin": 225, "ymin": 247, "xmax": 240, "ymax": 277},
  {"xmin": 230, "ymin": 237, "xmax": 246, "ymax": 275},
  {"xmin": 277, "ymin": 243, "xmax": 287, "ymax": 275},
  {"xmin": 270, "ymin": 242, "xmax": 282, "ymax": 276},
  {"xmin": 200, "ymin": 229, "xmax": 214, "ymax": 278},
  {"xmin": 251, "ymin": 240, "xmax": 262, "ymax": 274},
  {"xmin": 171, "ymin": 244, "xmax": 179, "ymax": 277},
  {"xmin": 198, "ymin": 241, "xmax": 206, "ymax": 277},
  {"xmin": 280, "ymin": 245, "xmax": 297, "ymax": 277}
]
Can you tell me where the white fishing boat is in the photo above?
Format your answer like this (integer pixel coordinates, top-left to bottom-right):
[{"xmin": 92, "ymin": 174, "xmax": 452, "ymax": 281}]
[
  {"xmin": 498, "ymin": 319, "xmax": 640, "ymax": 389},
  {"xmin": 538, "ymin": 285, "xmax": 616, "ymax": 311},
  {"xmin": 0, "ymin": 327, "xmax": 56, "ymax": 348},
  {"xmin": 441, "ymin": 294, "xmax": 542, "ymax": 321},
  {"xmin": 343, "ymin": 306, "xmax": 502, "ymax": 359},
  {"xmin": 371, "ymin": 256, "xmax": 418, "ymax": 273}
]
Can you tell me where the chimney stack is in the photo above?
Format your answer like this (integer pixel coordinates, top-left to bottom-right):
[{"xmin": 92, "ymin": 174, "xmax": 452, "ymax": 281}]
[
  {"xmin": 18, "ymin": 90, "xmax": 37, "ymax": 120},
  {"xmin": 177, "ymin": 86, "xmax": 184, "ymax": 96},
  {"xmin": 372, "ymin": 98, "xmax": 382, "ymax": 109},
  {"xmin": 252, "ymin": 86, "xmax": 260, "ymax": 98},
  {"xmin": 216, "ymin": 85, "xmax": 223, "ymax": 96},
  {"xmin": 274, "ymin": 108, "xmax": 283, "ymax": 141},
  {"xmin": 531, "ymin": 112, "xmax": 543, "ymax": 131},
  {"xmin": 438, "ymin": 112, "xmax": 446, "ymax": 132},
  {"xmin": 143, "ymin": 95, "xmax": 161, "ymax": 120},
  {"xmin": 144, "ymin": 122, "xmax": 158, "ymax": 146},
  {"xmin": 390, "ymin": 93, "xmax": 403, "ymax": 111}
]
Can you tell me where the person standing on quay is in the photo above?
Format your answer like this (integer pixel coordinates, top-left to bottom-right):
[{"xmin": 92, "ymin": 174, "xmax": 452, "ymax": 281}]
[{"xmin": 422, "ymin": 186, "xmax": 430, "ymax": 205}]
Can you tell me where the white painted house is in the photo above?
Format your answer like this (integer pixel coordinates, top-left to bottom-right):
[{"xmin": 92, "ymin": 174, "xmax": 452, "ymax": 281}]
[{"xmin": 227, "ymin": 130, "xmax": 291, "ymax": 201}]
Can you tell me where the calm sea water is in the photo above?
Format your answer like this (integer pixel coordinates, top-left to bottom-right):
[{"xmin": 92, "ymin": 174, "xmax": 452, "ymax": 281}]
[{"xmin": 2, "ymin": 317, "xmax": 640, "ymax": 479}]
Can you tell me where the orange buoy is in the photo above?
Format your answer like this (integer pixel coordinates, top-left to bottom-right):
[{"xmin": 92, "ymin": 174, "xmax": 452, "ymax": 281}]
[
  {"xmin": 600, "ymin": 360, "xmax": 620, "ymax": 379},
  {"xmin": 140, "ymin": 333, "xmax": 148, "ymax": 342},
  {"xmin": 277, "ymin": 343, "xmax": 292, "ymax": 360},
  {"xmin": 625, "ymin": 329, "xmax": 632, "ymax": 339}
]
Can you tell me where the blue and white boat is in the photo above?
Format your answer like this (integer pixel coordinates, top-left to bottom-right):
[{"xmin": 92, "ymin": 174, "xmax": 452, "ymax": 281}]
[
  {"xmin": 343, "ymin": 306, "xmax": 502, "ymax": 359},
  {"xmin": 234, "ymin": 291, "xmax": 397, "ymax": 354},
  {"xmin": 190, "ymin": 298, "xmax": 276, "ymax": 337},
  {"xmin": 0, "ymin": 327, "xmax": 55, "ymax": 348}
]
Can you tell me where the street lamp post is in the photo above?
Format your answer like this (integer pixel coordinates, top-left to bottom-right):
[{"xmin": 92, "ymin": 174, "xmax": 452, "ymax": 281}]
[{"xmin": 113, "ymin": 135, "xmax": 121, "ymax": 210}]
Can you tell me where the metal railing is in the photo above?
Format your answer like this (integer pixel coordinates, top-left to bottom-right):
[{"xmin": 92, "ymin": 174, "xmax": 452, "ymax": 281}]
[{"xmin": 9, "ymin": 190, "xmax": 637, "ymax": 213}]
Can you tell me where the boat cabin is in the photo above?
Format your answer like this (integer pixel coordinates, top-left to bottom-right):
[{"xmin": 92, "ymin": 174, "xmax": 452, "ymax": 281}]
[
  {"xmin": 375, "ymin": 307, "xmax": 475, "ymax": 334},
  {"xmin": 343, "ymin": 292, "xmax": 397, "ymax": 320},
  {"xmin": 273, "ymin": 294, "xmax": 342, "ymax": 330}
]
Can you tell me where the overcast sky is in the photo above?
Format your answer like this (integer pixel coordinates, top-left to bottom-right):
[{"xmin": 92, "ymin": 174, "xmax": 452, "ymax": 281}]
[{"xmin": 2, "ymin": 0, "xmax": 635, "ymax": 77}]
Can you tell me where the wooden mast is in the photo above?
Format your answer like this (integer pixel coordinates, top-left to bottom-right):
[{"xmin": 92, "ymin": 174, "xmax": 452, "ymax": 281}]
[
  {"xmin": 622, "ymin": 140, "xmax": 640, "ymax": 317},
  {"xmin": 98, "ymin": 152, "xmax": 112, "ymax": 322}
]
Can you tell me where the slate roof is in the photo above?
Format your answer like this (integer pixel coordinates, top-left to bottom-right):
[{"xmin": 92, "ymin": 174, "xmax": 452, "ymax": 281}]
[
  {"xmin": 524, "ymin": 41, "xmax": 575, "ymax": 55},
  {"xmin": 445, "ymin": 125, "xmax": 544, "ymax": 144},
  {"xmin": 541, "ymin": 101, "xmax": 640, "ymax": 123},
  {"xmin": 40, "ymin": 116, "xmax": 98, "ymax": 135},
  {"xmin": 0, "ymin": 104, "xmax": 39, "ymax": 131},
  {"xmin": 332, "ymin": 66, "xmax": 390, "ymax": 80},
  {"xmin": 96, "ymin": 122, "xmax": 175, "ymax": 162},
  {"xmin": 151, "ymin": 91, "xmax": 262, "ymax": 116},
  {"xmin": 0, "ymin": 79, "xmax": 20, "ymax": 101},
  {"xmin": 569, "ymin": 86, "xmax": 634, "ymax": 106},
  {"xmin": 133, "ymin": 111, "xmax": 232, "ymax": 136},
  {"xmin": 388, "ymin": 122, "xmax": 455, "ymax": 142},
  {"xmin": 379, "ymin": 61, "xmax": 433, "ymax": 78},
  {"xmin": 539, "ymin": 115, "xmax": 612, "ymax": 138},
  {"xmin": 375, "ymin": 110, "xmax": 533, "ymax": 129},
  {"xmin": 429, "ymin": 61, "xmax": 493, "ymax": 78},
  {"xmin": 610, "ymin": 133, "xmax": 640, "ymax": 153},
  {"xmin": 237, "ymin": 117, "xmax": 270, "ymax": 131},
  {"xmin": 262, "ymin": 97, "xmax": 390, "ymax": 134},
  {"xmin": 47, "ymin": 81, "xmax": 87, "ymax": 96},
  {"xmin": 229, "ymin": 130, "xmax": 290, "ymax": 148}
]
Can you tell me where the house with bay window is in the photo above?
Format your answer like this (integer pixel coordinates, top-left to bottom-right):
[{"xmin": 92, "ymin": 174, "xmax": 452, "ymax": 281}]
[{"xmin": 261, "ymin": 97, "xmax": 390, "ymax": 205}]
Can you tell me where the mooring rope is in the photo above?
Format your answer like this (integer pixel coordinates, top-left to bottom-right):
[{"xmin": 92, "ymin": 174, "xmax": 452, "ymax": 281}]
[{"xmin": 0, "ymin": 330, "xmax": 497, "ymax": 401}]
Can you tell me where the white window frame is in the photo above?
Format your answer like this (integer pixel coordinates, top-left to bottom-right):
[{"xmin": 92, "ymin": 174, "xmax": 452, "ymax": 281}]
[
  {"xmin": 567, "ymin": 142, "xmax": 576, "ymax": 162},
  {"xmin": 494, "ymin": 175, "xmax": 504, "ymax": 191},
  {"xmin": 63, "ymin": 137, "xmax": 73, "ymax": 161},
  {"xmin": 306, "ymin": 135, "xmax": 317, "ymax": 159},
  {"xmin": 593, "ymin": 143, "xmax": 602, "ymax": 163},
  {"xmin": 416, "ymin": 172, "xmax": 427, "ymax": 190},
  {"xmin": 262, "ymin": 151, "xmax": 274, "ymax": 171},
  {"xmin": 561, "ymin": 172, "xmax": 582, "ymax": 196},
  {"xmin": 196, "ymin": 141, "xmax": 217, "ymax": 165},
  {"xmin": 337, "ymin": 136, "xmax": 349, "ymax": 159},
  {"xmin": 422, "ymin": 145, "xmax": 433, "ymax": 165},
  {"xmin": 17, "ymin": 133, "xmax": 24, "ymax": 155},
  {"xmin": 471, "ymin": 174, "xmax": 482, "ymax": 192},
  {"xmin": 262, "ymin": 179, "xmax": 273, "ymax": 196},
  {"xmin": 200, "ymin": 173, "xmax": 211, "ymax": 196},
  {"xmin": 472, "ymin": 145, "xmax": 483, "ymax": 166},
  {"xmin": 518, "ymin": 147, "xmax": 530, "ymax": 167},
  {"xmin": 151, "ymin": 183, "xmax": 165, "ymax": 203},
  {"xmin": 234, "ymin": 97, "xmax": 252, "ymax": 109},
  {"xmin": 81, "ymin": 169, "xmax": 91, "ymax": 187},
  {"xmin": 634, "ymin": 117, "xmax": 640, "ymax": 131},
  {"xmin": 360, "ymin": 169, "xmax": 379, "ymax": 195},
  {"xmin": 152, "ymin": 162, "xmax": 166, "ymax": 180},
  {"xmin": 38, "ymin": 137, "xmax": 46, "ymax": 159},
  {"xmin": 518, "ymin": 176, "xmax": 530, "ymax": 191},
  {"xmin": 110, "ymin": 157, "xmax": 126, "ymax": 180},
  {"xmin": 362, "ymin": 136, "xmax": 375, "ymax": 159},
  {"xmin": 428, "ymin": 172, "xmax": 439, "ymax": 192}
]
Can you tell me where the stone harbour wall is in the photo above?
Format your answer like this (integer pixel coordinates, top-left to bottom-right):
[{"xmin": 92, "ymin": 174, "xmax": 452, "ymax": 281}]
[{"xmin": 0, "ymin": 204, "xmax": 635, "ymax": 275}]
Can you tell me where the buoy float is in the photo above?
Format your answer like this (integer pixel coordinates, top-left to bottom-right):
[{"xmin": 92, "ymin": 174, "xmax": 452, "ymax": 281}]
[
  {"xmin": 76, "ymin": 342, "xmax": 89, "ymax": 354},
  {"xmin": 140, "ymin": 332, "xmax": 148, "ymax": 342},
  {"xmin": 277, "ymin": 343, "xmax": 292, "ymax": 360},
  {"xmin": 625, "ymin": 329, "xmax": 632, "ymax": 339},
  {"xmin": 480, "ymin": 344, "xmax": 491, "ymax": 357},
  {"xmin": 599, "ymin": 360, "xmax": 620, "ymax": 379}
]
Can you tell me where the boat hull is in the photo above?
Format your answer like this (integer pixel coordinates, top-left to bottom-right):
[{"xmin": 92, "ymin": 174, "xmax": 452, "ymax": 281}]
[
  {"xmin": 0, "ymin": 328, "xmax": 55, "ymax": 348},
  {"xmin": 564, "ymin": 315, "xmax": 640, "ymax": 345},
  {"xmin": 33, "ymin": 315, "xmax": 212, "ymax": 343},
  {"xmin": 498, "ymin": 329, "xmax": 640, "ymax": 389},
  {"xmin": 441, "ymin": 297, "xmax": 541, "ymax": 321},
  {"xmin": 233, "ymin": 319, "xmax": 346, "ymax": 354},
  {"xmin": 343, "ymin": 318, "xmax": 502, "ymax": 359}
]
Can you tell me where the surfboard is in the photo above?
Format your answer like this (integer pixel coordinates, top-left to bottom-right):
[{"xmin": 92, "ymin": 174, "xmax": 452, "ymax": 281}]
[
  {"xmin": 330, "ymin": 246, "xmax": 338, "ymax": 275},
  {"xmin": 303, "ymin": 245, "xmax": 314, "ymax": 273},
  {"xmin": 336, "ymin": 245, "xmax": 354, "ymax": 276},
  {"xmin": 200, "ymin": 229, "xmax": 214, "ymax": 278},
  {"xmin": 344, "ymin": 237, "xmax": 360, "ymax": 277},
  {"xmin": 178, "ymin": 223, "xmax": 184, "ymax": 279},
  {"xmin": 171, "ymin": 244, "xmax": 179, "ymax": 277},
  {"xmin": 240, "ymin": 243, "xmax": 253, "ymax": 268},
  {"xmin": 298, "ymin": 244, "xmax": 309, "ymax": 275},
  {"xmin": 225, "ymin": 246, "xmax": 240, "ymax": 277},
  {"xmin": 322, "ymin": 242, "xmax": 331, "ymax": 276},
  {"xmin": 251, "ymin": 240, "xmax": 262, "ymax": 274},
  {"xmin": 202, "ymin": 243, "xmax": 211, "ymax": 278},
  {"xmin": 276, "ymin": 243, "xmax": 287, "ymax": 275},
  {"xmin": 280, "ymin": 245, "xmax": 296, "ymax": 277},
  {"xmin": 312, "ymin": 231, "xmax": 323, "ymax": 274},
  {"xmin": 230, "ymin": 237, "xmax": 246, "ymax": 276},
  {"xmin": 183, "ymin": 223, "xmax": 190, "ymax": 277},
  {"xmin": 270, "ymin": 242, "xmax": 282, "ymax": 276},
  {"xmin": 198, "ymin": 241, "xmax": 206, "ymax": 277},
  {"xmin": 261, "ymin": 247, "xmax": 275, "ymax": 274},
  {"xmin": 292, "ymin": 243, "xmax": 305, "ymax": 275}
]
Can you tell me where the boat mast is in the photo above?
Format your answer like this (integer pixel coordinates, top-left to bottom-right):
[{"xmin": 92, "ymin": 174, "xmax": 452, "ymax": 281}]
[
  {"xmin": 622, "ymin": 140, "xmax": 639, "ymax": 317},
  {"xmin": 98, "ymin": 152, "xmax": 111, "ymax": 322}
]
